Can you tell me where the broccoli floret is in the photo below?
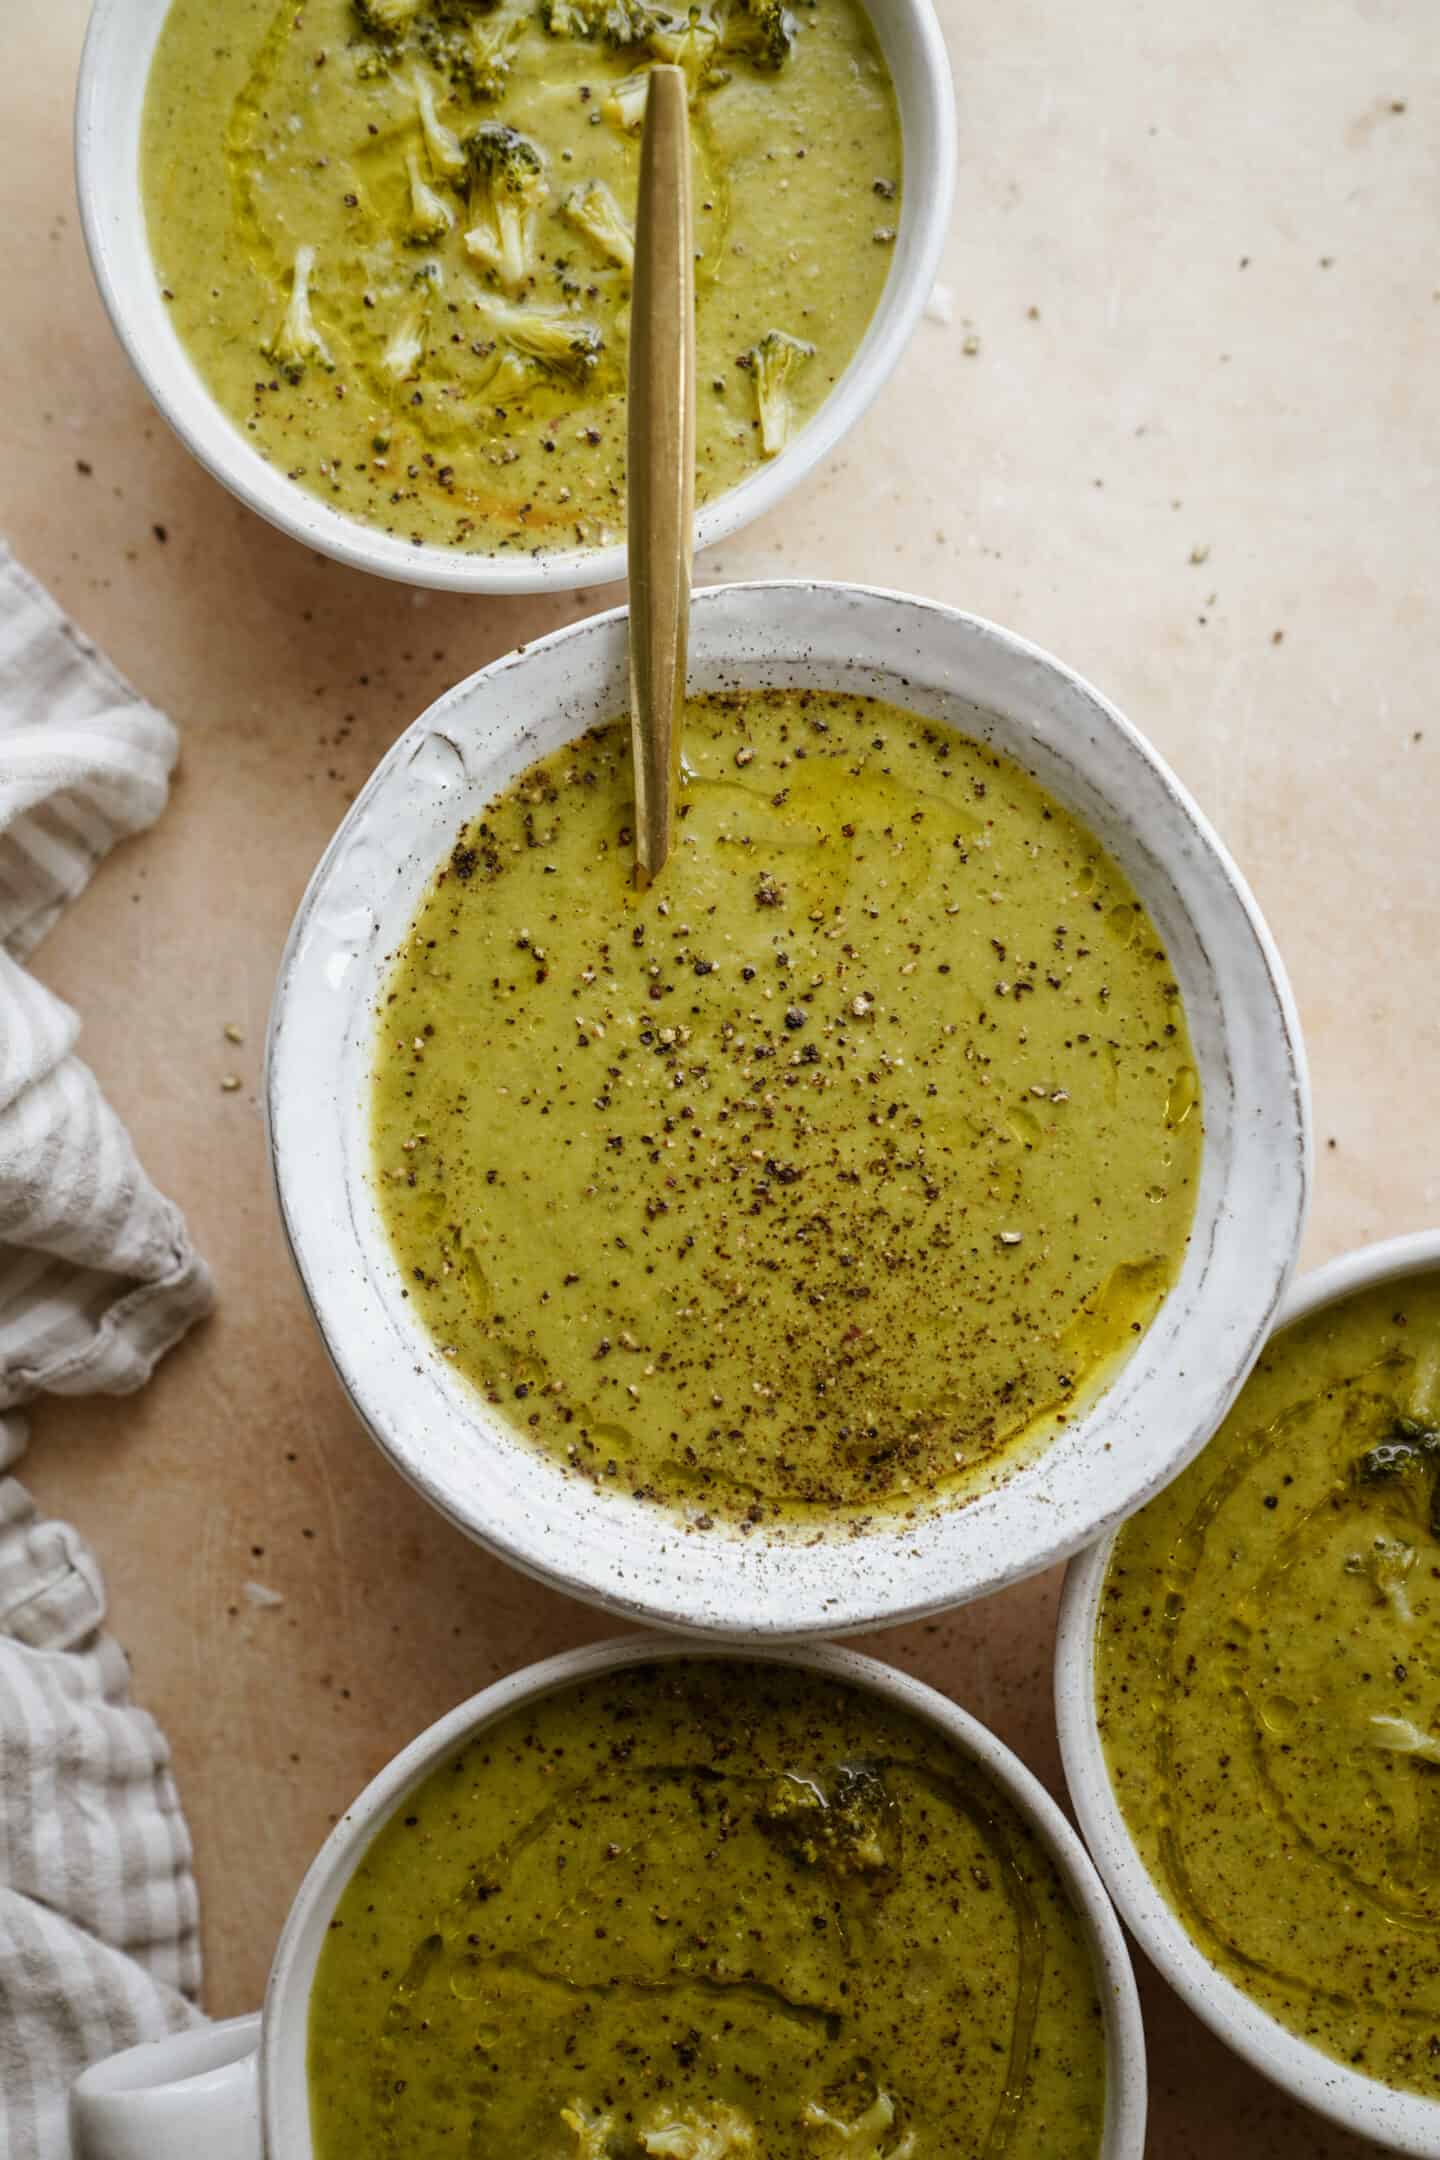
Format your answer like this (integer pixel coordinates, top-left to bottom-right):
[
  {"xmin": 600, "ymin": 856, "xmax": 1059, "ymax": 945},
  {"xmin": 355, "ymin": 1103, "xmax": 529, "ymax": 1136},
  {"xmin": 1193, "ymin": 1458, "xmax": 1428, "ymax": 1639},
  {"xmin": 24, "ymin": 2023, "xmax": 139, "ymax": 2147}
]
[
  {"xmin": 541, "ymin": 0, "xmax": 655, "ymax": 44},
  {"xmin": 262, "ymin": 246, "xmax": 332, "ymax": 382},
  {"xmin": 411, "ymin": 65, "xmax": 468, "ymax": 180},
  {"xmin": 562, "ymin": 2101, "xmax": 617, "ymax": 2159},
  {"xmin": 1368, "ymin": 1714, "xmax": 1440, "ymax": 1766},
  {"xmin": 354, "ymin": 0, "xmax": 423, "ymax": 38},
  {"xmin": 1344, "ymin": 1533, "xmax": 1419, "ymax": 1622},
  {"xmin": 757, "ymin": 1765, "xmax": 897, "ymax": 1877},
  {"xmin": 561, "ymin": 179, "xmax": 634, "ymax": 272},
  {"xmin": 463, "ymin": 122, "xmax": 548, "ymax": 289},
  {"xmin": 381, "ymin": 263, "xmax": 441, "ymax": 381},
  {"xmin": 723, "ymin": 0, "xmax": 794, "ymax": 69},
  {"xmin": 419, "ymin": 9, "xmax": 521, "ymax": 95},
  {"xmin": 1354, "ymin": 1415, "xmax": 1440, "ymax": 1539},
  {"xmin": 473, "ymin": 291, "xmax": 604, "ymax": 380},
  {"xmin": 601, "ymin": 66, "xmax": 652, "ymax": 132},
  {"xmin": 742, "ymin": 327, "xmax": 815, "ymax": 456},
  {"xmin": 404, "ymin": 146, "xmax": 455, "ymax": 243},
  {"xmin": 646, "ymin": 6, "xmax": 720, "ymax": 92}
]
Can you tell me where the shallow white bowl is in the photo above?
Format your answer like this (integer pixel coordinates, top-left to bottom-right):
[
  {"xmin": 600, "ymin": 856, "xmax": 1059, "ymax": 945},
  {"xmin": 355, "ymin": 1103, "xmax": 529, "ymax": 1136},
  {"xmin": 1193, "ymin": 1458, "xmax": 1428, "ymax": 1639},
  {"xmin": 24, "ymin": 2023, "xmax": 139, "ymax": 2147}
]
[
  {"xmin": 266, "ymin": 579, "xmax": 1310, "ymax": 1636},
  {"xmin": 74, "ymin": 0, "xmax": 954, "ymax": 594},
  {"xmin": 1056, "ymin": 1229, "xmax": 1440, "ymax": 2155},
  {"xmin": 71, "ymin": 1637, "xmax": 1149, "ymax": 2160}
]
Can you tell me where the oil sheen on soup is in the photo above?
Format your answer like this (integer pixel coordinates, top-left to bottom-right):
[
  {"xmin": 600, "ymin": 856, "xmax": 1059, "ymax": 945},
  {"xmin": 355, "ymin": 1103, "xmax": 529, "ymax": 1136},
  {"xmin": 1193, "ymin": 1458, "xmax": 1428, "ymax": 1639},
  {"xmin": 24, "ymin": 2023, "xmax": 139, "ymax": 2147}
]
[
  {"xmin": 140, "ymin": 0, "xmax": 901, "ymax": 553},
  {"xmin": 307, "ymin": 1659, "xmax": 1110, "ymax": 2156},
  {"xmin": 370, "ymin": 688, "xmax": 1202, "ymax": 1524},
  {"xmin": 1097, "ymin": 1273, "xmax": 1440, "ymax": 2098}
]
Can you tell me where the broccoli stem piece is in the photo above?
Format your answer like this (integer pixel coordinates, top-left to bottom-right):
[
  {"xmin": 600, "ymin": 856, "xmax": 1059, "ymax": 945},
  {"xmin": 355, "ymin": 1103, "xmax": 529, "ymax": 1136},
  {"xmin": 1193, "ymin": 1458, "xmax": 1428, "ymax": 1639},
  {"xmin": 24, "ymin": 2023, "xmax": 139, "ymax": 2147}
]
[
  {"xmin": 404, "ymin": 146, "xmax": 455, "ymax": 243},
  {"xmin": 1368, "ymin": 1715, "xmax": 1440, "ymax": 1766},
  {"xmin": 640, "ymin": 2107, "xmax": 757, "ymax": 2157},
  {"xmin": 743, "ymin": 327, "xmax": 815, "ymax": 457},
  {"xmin": 800, "ymin": 2092, "xmax": 914, "ymax": 2159},
  {"xmin": 354, "ymin": 0, "xmax": 423, "ymax": 38},
  {"xmin": 382, "ymin": 265, "xmax": 441, "ymax": 381},
  {"xmin": 263, "ymin": 246, "xmax": 332, "ymax": 382},
  {"xmin": 602, "ymin": 66, "xmax": 652, "ymax": 132},
  {"xmin": 561, "ymin": 2101, "xmax": 617, "ymax": 2159},
  {"xmin": 646, "ymin": 8, "xmax": 720, "ymax": 93},
  {"xmin": 411, "ymin": 66, "xmax": 468, "ymax": 180},
  {"xmin": 472, "ymin": 292, "xmax": 604, "ymax": 381},
  {"xmin": 483, "ymin": 348, "xmax": 540, "ymax": 403},
  {"xmin": 463, "ymin": 122, "xmax": 548, "ymax": 290},
  {"xmin": 561, "ymin": 179, "xmax": 635, "ymax": 272},
  {"xmin": 1344, "ymin": 1533, "xmax": 1418, "ymax": 1622}
]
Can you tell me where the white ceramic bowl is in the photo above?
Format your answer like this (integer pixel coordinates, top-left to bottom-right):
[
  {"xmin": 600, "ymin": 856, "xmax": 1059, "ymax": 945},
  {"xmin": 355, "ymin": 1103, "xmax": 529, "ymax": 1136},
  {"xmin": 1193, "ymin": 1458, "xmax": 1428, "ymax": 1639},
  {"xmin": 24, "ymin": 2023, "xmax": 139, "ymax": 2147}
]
[
  {"xmin": 74, "ymin": 0, "xmax": 954, "ymax": 595},
  {"xmin": 1056, "ymin": 1229, "xmax": 1440, "ymax": 2156},
  {"xmin": 71, "ymin": 1636, "xmax": 1149, "ymax": 2160},
  {"xmin": 267, "ymin": 579, "xmax": 1310, "ymax": 1636}
]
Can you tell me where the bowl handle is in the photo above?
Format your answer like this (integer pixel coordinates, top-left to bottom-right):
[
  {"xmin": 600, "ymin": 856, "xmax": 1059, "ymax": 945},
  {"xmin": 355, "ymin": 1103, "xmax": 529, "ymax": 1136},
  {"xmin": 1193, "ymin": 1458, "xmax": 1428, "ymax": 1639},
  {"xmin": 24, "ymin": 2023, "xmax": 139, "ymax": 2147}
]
[{"xmin": 70, "ymin": 2013, "xmax": 262, "ymax": 2160}]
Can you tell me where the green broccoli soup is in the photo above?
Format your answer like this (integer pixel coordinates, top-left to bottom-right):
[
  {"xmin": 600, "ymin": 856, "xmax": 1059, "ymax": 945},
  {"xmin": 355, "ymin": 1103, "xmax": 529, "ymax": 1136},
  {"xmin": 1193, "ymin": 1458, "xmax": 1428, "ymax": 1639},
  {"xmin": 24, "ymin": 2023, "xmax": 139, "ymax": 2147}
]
[
  {"xmin": 370, "ymin": 688, "xmax": 1202, "ymax": 1524},
  {"xmin": 1096, "ymin": 1271, "xmax": 1440, "ymax": 2098},
  {"xmin": 307, "ymin": 1659, "xmax": 1110, "ymax": 2157},
  {"xmin": 139, "ymin": 0, "xmax": 901, "ymax": 555}
]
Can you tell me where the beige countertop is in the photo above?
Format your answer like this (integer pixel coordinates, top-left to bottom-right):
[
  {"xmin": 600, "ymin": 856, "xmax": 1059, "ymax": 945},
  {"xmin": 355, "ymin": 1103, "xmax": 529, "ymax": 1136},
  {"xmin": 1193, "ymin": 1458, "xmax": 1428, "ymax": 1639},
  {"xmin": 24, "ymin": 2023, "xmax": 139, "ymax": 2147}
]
[{"xmin": 4, "ymin": 1, "xmax": 1438, "ymax": 2152}]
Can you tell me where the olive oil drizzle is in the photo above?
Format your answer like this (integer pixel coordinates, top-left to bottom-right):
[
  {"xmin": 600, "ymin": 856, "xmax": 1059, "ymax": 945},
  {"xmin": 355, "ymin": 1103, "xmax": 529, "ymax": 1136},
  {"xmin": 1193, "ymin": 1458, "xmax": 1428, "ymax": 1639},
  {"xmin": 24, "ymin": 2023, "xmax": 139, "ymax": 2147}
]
[
  {"xmin": 1127, "ymin": 1356, "xmax": 1440, "ymax": 2034},
  {"xmin": 367, "ymin": 1756, "xmax": 1052, "ymax": 2154}
]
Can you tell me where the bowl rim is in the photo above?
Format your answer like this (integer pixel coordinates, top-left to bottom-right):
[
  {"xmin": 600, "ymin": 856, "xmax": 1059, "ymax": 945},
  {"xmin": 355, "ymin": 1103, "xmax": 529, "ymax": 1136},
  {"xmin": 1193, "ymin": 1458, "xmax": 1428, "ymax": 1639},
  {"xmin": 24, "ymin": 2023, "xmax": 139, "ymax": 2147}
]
[
  {"xmin": 72, "ymin": 0, "xmax": 956, "ymax": 594},
  {"xmin": 266, "ymin": 575, "xmax": 1312, "ymax": 1639},
  {"xmin": 259, "ymin": 1633, "xmax": 1150, "ymax": 2157},
  {"xmin": 1055, "ymin": 1227, "xmax": 1440, "ymax": 2154}
]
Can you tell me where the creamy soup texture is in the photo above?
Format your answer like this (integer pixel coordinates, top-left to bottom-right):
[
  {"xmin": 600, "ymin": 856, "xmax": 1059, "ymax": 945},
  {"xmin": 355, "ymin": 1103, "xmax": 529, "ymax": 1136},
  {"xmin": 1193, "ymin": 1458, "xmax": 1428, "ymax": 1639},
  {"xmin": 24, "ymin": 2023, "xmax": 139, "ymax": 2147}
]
[
  {"xmin": 307, "ymin": 1659, "xmax": 1109, "ymax": 2157},
  {"xmin": 140, "ymin": 0, "xmax": 900, "ymax": 554},
  {"xmin": 1097, "ymin": 1273, "xmax": 1440, "ymax": 2098},
  {"xmin": 371, "ymin": 689, "xmax": 1202, "ymax": 1523}
]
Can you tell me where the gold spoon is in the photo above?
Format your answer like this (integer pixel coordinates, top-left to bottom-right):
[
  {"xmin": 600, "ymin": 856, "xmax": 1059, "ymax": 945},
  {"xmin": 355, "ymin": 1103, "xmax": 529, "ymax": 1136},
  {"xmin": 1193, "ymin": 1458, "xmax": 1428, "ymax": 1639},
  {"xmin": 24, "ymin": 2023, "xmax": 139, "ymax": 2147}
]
[{"xmin": 627, "ymin": 64, "xmax": 695, "ymax": 891}]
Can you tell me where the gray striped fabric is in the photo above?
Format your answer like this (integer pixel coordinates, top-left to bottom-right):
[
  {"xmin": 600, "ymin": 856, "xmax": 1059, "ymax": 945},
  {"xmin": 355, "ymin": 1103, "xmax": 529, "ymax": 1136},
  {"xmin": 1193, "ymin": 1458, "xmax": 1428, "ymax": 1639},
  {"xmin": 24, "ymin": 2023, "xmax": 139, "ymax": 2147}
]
[{"xmin": 0, "ymin": 545, "xmax": 213, "ymax": 2158}]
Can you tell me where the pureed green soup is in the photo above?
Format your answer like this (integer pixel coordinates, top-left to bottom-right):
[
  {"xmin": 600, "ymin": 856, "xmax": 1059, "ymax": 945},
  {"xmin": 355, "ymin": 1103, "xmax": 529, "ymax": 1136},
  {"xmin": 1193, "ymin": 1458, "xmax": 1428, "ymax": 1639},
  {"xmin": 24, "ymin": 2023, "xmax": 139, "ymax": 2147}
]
[
  {"xmin": 371, "ymin": 688, "xmax": 1202, "ymax": 1524},
  {"xmin": 1097, "ymin": 1272, "xmax": 1440, "ymax": 2099},
  {"xmin": 139, "ymin": 0, "xmax": 900, "ymax": 555},
  {"xmin": 308, "ymin": 1659, "xmax": 1109, "ymax": 2156}
]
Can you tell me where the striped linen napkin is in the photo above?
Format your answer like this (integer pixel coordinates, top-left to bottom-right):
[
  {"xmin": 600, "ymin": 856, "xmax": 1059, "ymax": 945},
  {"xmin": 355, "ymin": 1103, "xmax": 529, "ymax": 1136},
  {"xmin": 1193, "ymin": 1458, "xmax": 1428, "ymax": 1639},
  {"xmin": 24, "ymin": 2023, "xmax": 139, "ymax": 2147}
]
[{"xmin": 0, "ymin": 545, "xmax": 213, "ymax": 2160}]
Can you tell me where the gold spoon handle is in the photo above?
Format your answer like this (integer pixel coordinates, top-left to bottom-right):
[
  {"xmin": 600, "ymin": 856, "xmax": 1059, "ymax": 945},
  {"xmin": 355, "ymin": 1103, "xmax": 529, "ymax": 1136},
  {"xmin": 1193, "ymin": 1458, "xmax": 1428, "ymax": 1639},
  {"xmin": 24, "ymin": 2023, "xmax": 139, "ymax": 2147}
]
[{"xmin": 627, "ymin": 64, "xmax": 695, "ymax": 891}]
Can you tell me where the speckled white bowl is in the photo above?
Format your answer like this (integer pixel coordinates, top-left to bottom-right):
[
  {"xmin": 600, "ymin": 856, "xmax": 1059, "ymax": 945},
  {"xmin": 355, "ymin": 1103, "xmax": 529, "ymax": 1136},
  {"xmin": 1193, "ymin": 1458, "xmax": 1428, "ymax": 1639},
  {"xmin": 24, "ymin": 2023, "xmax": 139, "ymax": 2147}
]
[
  {"xmin": 1056, "ymin": 1228, "xmax": 1440, "ymax": 2156},
  {"xmin": 74, "ymin": 0, "xmax": 954, "ymax": 594},
  {"xmin": 72, "ymin": 1636, "xmax": 1148, "ymax": 2160},
  {"xmin": 266, "ymin": 580, "xmax": 1310, "ymax": 1636}
]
